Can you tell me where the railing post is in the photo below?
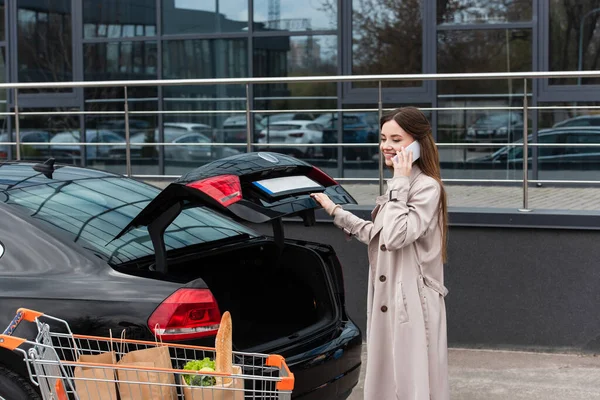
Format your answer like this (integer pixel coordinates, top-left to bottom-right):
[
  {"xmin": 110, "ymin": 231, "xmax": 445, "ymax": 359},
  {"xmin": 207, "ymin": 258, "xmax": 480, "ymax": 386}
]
[
  {"xmin": 246, "ymin": 83, "xmax": 252, "ymax": 153},
  {"xmin": 14, "ymin": 88, "xmax": 21, "ymax": 161},
  {"xmin": 378, "ymin": 80, "xmax": 383, "ymax": 195},
  {"xmin": 519, "ymin": 78, "xmax": 531, "ymax": 212},
  {"xmin": 124, "ymin": 86, "xmax": 132, "ymax": 178}
]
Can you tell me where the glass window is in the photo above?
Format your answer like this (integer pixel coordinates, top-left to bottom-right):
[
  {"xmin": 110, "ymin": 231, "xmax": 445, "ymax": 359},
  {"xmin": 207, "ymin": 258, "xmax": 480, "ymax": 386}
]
[
  {"xmin": 253, "ymin": 35, "xmax": 337, "ymax": 111},
  {"xmin": 162, "ymin": 0, "xmax": 248, "ymax": 34},
  {"xmin": 4, "ymin": 177, "xmax": 258, "ymax": 265},
  {"xmin": 352, "ymin": 0, "xmax": 422, "ymax": 88},
  {"xmin": 550, "ymin": 0, "xmax": 600, "ymax": 85},
  {"xmin": 83, "ymin": 0, "xmax": 156, "ymax": 38},
  {"xmin": 84, "ymin": 41, "xmax": 158, "ymax": 80},
  {"xmin": 437, "ymin": 0, "xmax": 532, "ymax": 25},
  {"xmin": 437, "ymin": 29, "xmax": 531, "ymax": 94},
  {"xmin": 17, "ymin": 0, "xmax": 72, "ymax": 92},
  {"xmin": 163, "ymin": 39, "xmax": 247, "ymax": 80},
  {"xmin": 253, "ymin": 0, "xmax": 337, "ymax": 32}
]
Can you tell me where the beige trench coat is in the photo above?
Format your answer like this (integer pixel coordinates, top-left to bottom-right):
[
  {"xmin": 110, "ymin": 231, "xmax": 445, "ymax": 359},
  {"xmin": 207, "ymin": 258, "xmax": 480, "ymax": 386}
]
[{"xmin": 333, "ymin": 165, "xmax": 450, "ymax": 400}]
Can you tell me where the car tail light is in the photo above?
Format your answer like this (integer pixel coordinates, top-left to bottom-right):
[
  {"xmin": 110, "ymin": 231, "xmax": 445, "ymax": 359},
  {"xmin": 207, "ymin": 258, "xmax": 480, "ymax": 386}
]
[
  {"xmin": 308, "ymin": 166, "xmax": 337, "ymax": 186},
  {"xmin": 0, "ymin": 151, "xmax": 7, "ymax": 159},
  {"xmin": 258, "ymin": 133, "xmax": 266, "ymax": 139},
  {"xmin": 187, "ymin": 174, "xmax": 242, "ymax": 207},
  {"xmin": 148, "ymin": 288, "xmax": 222, "ymax": 341},
  {"xmin": 289, "ymin": 132, "xmax": 304, "ymax": 138}
]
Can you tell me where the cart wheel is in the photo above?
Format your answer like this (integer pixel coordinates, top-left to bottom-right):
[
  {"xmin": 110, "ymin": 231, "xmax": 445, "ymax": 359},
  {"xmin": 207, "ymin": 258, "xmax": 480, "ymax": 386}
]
[{"xmin": 0, "ymin": 366, "xmax": 40, "ymax": 400}]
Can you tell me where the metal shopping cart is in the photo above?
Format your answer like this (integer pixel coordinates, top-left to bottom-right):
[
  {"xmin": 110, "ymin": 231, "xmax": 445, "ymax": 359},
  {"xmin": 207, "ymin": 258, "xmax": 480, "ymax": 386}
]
[{"xmin": 0, "ymin": 308, "xmax": 294, "ymax": 399}]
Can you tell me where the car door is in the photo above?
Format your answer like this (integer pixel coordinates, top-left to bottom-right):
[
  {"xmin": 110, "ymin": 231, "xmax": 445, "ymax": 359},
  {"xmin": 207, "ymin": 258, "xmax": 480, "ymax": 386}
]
[{"xmin": 113, "ymin": 152, "xmax": 357, "ymax": 273}]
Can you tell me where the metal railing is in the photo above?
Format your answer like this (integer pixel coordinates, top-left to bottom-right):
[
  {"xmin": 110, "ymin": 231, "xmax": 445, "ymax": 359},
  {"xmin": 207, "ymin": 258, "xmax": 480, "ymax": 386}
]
[{"xmin": 2, "ymin": 70, "xmax": 600, "ymax": 211}]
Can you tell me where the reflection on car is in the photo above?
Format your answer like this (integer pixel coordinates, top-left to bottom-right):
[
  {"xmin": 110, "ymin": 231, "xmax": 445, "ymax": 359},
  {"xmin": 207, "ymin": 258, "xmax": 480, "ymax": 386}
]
[
  {"xmin": 466, "ymin": 127, "xmax": 600, "ymax": 170},
  {"xmin": 257, "ymin": 120, "xmax": 324, "ymax": 158},
  {"xmin": 111, "ymin": 128, "xmax": 240, "ymax": 162},
  {"xmin": 466, "ymin": 112, "xmax": 524, "ymax": 147}
]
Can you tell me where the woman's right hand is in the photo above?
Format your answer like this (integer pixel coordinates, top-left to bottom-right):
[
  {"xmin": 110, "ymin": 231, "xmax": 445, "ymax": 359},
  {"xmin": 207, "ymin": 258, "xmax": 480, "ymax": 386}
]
[{"xmin": 310, "ymin": 192, "xmax": 339, "ymax": 216}]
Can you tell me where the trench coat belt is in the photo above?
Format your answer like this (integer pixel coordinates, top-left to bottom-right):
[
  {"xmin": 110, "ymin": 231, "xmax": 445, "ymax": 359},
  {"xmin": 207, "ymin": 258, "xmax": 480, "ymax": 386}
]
[{"xmin": 422, "ymin": 275, "xmax": 449, "ymax": 297}]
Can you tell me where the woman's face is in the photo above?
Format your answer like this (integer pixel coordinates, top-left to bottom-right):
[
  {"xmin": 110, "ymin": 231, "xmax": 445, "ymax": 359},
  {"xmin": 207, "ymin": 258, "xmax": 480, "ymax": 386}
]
[{"xmin": 380, "ymin": 119, "xmax": 415, "ymax": 168}]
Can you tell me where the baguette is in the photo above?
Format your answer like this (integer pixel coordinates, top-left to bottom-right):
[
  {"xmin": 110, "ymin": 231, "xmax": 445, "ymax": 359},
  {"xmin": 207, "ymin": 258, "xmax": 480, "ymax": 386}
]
[{"xmin": 215, "ymin": 311, "xmax": 233, "ymax": 385}]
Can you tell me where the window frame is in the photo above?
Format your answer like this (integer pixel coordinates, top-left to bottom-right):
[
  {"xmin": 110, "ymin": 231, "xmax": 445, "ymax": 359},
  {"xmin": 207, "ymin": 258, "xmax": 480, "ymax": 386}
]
[
  {"xmin": 341, "ymin": 0, "xmax": 434, "ymax": 105},
  {"xmin": 537, "ymin": 0, "xmax": 600, "ymax": 102}
]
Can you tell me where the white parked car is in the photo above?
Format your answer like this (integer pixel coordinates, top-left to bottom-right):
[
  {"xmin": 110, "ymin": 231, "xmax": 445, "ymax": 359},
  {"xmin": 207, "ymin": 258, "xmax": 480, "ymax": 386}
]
[{"xmin": 258, "ymin": 120, "xmax": 323, "ymax": 158}]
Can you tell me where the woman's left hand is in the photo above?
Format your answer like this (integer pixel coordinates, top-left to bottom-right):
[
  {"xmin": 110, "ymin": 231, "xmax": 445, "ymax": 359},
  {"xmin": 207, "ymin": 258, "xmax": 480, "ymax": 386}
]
[{"xmin": 392, "ymin": 146, "xmax": 413, "ymax": 178}]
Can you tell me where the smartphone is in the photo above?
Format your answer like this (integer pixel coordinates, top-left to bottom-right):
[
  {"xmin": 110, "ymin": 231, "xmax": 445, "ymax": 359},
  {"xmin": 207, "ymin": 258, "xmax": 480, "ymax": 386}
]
[{"xmin": 392, "ymin": 141, "xmax": 421, "ymax": 164}]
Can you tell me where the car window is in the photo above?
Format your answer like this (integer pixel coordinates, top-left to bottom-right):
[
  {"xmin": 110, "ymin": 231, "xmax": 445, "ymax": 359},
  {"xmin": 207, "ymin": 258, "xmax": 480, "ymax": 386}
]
[
  {"xmin": 268, "ymin": 124, "xmax": 301, "ymax": 131},
  {"xmin": 343, "ymin": 116, "xmax": 360, "ymax": 125},
  {"xmin": 3, "ymin": 177, "xmax": 259, "ymax": 265},
  {"xmin": 507, "ymin": 133, "xmax": 566, "ymax": 159},
  {"xmin": 563, "ymin": 119, "xmax": 590, "ymax": 127},
  {"xmin": 307, "ymin": 123, "xmax": 322, "ymax": 131},
  {"xmin": 566, "ymin": 132, "xmax": 600, "ymax": 154},
  {"xmin": 102, "ymin": 132, "xmax": 124, "ymax": 143}
]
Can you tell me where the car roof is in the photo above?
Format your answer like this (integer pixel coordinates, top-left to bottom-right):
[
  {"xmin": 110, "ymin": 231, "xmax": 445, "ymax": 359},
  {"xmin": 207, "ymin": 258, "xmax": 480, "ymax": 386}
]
[
  {"xmin": 0, "ymin": 162, "xmax": 118, "ymax": 191},
  {"xmin": 266, "ymin": 120, "xmax": 311, "ymax": 126}
]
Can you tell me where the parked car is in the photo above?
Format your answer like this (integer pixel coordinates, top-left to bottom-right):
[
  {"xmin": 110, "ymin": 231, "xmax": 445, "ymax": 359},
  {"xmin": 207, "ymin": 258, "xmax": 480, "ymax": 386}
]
[
  {"xmin": 0, "ymin": 130, "xmax": 52, "ymax": 161},
  {"xmin": 221, "ymin": 114, "xmax": 265, "ymax": 144},
  {"xmin": 316, "ymin": 113, "xmax": 378, "ymax": 160},
  {"xmin": 465, "ymin": 112, "xmax": 524, "ymax": 149},
  {"xmin": 50, "ymin": 129, "xmax": 124, "ymax": 162},
  {"xmin": 0, "ymin": 152, "xmax": 362, "ymax": 400},
  {"xmin": 553, "ymin": 115, "xmax": 600, "ymax": 128},
  {"xmin": 257, "ymin": 120, "xmax": 324, "ymax": 158},
  {"xmin": 466, "ymin": 127, "xmax": 600, "ymax": 170},
  {"xmin": 111, "ymin": 128, "xmax": 240, "ymax": 162},
  {"xmin": 260, "ymin": 113, "xmax": 316, "ymax": 126},
  {"xmin": 164, "ymin": 122, "xmax": 213, "ymax": 133}
]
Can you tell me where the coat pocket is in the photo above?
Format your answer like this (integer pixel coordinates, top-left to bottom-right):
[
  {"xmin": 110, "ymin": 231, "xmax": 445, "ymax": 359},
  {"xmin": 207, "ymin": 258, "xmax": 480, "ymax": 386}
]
[{"xmin": 396, "ymin": 281, "xmax": 409, "ymax": 324}]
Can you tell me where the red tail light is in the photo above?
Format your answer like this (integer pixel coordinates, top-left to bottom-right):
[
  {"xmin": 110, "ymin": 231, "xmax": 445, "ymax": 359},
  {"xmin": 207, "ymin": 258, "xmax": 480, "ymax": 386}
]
[
  {"xmin": 308, "ymin": 166, "xmax": 337, "ymax": 186},
  {"xmin": 0, "ymin": 151, "xmax": 7, "ymax": 159},
  {"xmin": 289, "ymin": 132, "xmax": 304, "ymax": 138},
  {"xmin": 258, "ymin": 133, "xmax": 266, "ymax": 138},
  {"xmin": 148, "ymin": 288, "xmax": 222, "ymax": 341},
  {"xmin": 187, "ymin": 174, "xmax": 242, "ymax": 207}
]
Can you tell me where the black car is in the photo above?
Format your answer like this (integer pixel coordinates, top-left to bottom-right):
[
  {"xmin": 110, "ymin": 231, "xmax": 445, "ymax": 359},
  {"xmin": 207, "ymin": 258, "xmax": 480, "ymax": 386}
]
[{"xmin": 0, "ymin": 152, "xmax": 362, "ymax": 400}]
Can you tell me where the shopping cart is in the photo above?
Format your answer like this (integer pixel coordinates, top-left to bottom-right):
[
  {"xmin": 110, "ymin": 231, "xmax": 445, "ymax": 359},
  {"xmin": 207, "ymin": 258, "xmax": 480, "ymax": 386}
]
[{"xmin": 0, "ymin": 308, "xmax": 294, "ymax": 399}]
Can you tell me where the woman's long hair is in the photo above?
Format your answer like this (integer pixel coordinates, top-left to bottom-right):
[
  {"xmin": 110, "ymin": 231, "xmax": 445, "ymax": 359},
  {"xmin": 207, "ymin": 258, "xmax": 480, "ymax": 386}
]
[{"xmin": 380, "ymin": 107, "xmax": 449, "ymax": 262}]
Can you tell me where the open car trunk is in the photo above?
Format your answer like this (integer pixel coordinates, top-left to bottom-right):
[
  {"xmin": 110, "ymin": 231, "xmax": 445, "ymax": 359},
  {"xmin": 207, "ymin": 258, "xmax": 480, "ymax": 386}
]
[{"xmin": 165, "ymin": 239, "xmax": 337, "ymax": 351}]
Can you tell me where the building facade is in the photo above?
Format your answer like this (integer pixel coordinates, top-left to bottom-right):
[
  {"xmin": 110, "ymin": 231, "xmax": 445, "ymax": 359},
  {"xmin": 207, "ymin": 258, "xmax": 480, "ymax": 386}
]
[{"xmin": 0, "ymin": 0, "xmax": 599, "ymax": 181}]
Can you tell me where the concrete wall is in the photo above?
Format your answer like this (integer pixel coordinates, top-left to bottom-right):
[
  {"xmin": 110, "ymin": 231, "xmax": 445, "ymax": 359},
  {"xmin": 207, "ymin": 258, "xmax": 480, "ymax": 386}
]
[{"xmin": 248, "ymin": 208, "xmax": 600, "ymax": 352}]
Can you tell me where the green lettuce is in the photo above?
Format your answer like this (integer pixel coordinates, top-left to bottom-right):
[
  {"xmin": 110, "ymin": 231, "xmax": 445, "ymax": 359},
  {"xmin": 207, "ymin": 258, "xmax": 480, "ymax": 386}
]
[{"xmin": 183, "ymin": 358, "xmax": 216, "ymax": 386}]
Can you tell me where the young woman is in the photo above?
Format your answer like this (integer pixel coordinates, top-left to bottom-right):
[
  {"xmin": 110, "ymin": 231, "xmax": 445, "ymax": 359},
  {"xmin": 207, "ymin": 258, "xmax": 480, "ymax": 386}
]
[{"xmin": 311, "ymin": 107, "xmax": 450, "ymax": 399}]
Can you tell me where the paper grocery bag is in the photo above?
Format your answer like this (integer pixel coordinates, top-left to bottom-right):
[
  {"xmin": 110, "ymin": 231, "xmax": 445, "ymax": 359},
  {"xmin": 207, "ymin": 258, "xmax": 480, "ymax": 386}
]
[
  {"xmin": 117, "ymin": 345, "xmax": 177, "ymax": 400},
  {"xmin": 182, "ymin": 365, "xmax": 244, "ymax": 400},
  {"xmin": 74, "ymin": 352, "xmax": 118, "ymax": 400}
]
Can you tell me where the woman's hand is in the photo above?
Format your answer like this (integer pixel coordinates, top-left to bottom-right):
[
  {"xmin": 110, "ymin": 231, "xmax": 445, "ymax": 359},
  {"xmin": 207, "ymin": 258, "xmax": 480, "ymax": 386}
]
[
  {"xmin": 392, "ymin": 146, "xmax": 413, "ymax": 178},
  {"xmin": 310, "ymin": 192, "xmax": 339, "ymax": 216}
]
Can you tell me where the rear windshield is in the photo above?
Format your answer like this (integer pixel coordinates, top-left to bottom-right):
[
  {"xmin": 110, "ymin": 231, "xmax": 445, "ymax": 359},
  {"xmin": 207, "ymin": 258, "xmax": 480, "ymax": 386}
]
[{"xmin": 4, "ymin": 177, "xmax": 258, "ymax": 264}]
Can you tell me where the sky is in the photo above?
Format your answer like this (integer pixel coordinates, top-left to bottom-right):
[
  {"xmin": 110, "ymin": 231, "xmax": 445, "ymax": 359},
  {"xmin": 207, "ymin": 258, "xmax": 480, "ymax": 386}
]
[{"xmin": 174, "ymin": 0, "xmax": 335, "ymax": 30}]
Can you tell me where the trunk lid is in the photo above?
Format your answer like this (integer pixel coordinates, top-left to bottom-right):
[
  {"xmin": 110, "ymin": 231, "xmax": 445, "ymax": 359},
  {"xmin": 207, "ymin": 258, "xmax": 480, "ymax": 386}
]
[{"xmin": 113, "ymin": 152, "xmax": 357, "ymax": 273}]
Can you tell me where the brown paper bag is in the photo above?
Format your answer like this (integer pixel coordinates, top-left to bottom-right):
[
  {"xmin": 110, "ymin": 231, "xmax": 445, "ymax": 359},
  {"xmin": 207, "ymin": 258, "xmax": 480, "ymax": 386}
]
[
  {"xmin": 182, "ymin": 365, "xmax": 244, "ymax": 400},
  {"xmin": 74, "ymin": 352, "xmax": 118, "ymax": 400},
  {"xmin": 117, "ymin": 346, "xmax": 177, "ymax": 400}
]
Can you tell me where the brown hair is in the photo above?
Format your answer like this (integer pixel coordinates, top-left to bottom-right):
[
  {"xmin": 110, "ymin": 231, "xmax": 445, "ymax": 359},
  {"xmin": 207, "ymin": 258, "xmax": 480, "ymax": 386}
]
[{"xmin": 380, "ymin": 107, "xmax": 449, "ymax": 262}]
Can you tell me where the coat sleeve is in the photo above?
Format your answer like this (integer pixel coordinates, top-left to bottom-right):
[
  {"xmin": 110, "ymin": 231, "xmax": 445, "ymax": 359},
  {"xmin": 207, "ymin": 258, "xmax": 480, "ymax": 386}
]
[
  {"xmin": 332, "ymin": 208, "xmax": 374, "ymax": 245},
  {"xmin": 379, "ymin": 176, "xmax": 441, "ymax": 251}
]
